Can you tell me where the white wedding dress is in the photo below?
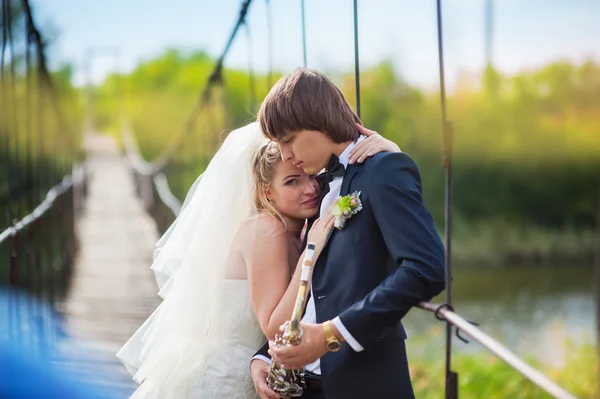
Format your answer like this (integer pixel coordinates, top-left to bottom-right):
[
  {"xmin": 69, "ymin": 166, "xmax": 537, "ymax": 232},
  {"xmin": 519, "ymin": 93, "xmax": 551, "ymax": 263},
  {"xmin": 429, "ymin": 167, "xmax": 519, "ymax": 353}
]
[
  {"xmin": 122, "ymin": 281, "xmax": 264, "ymax": 398},
  {"xmin": 184, "ymin": 281, "xmax": 263, "ymax": 398},
  {"xmin": 117, "ymin": 123, "xmax": 269, "ymax": 398}
]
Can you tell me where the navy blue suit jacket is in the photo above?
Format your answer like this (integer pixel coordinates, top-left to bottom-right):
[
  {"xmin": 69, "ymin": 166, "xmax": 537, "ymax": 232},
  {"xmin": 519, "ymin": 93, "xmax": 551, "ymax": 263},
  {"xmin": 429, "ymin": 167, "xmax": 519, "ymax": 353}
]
[{"xmin": 257, "ymin": 152, "xmax": 445, "ymax": 398}]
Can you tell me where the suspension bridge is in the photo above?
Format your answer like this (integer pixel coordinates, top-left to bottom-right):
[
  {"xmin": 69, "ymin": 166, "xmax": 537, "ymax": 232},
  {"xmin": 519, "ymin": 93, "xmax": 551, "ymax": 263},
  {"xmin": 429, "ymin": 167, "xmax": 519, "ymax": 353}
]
[{"xmin": 0, "ymin": 0, "xmax": 590, "ymax": 398}]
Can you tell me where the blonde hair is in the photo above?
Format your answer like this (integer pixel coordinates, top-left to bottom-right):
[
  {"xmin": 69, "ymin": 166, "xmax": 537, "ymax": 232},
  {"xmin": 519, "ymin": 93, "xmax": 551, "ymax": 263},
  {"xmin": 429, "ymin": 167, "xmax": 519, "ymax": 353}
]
[{"xmin": 252, "ymin": 141, "xmax": 286, "ymax": 227}]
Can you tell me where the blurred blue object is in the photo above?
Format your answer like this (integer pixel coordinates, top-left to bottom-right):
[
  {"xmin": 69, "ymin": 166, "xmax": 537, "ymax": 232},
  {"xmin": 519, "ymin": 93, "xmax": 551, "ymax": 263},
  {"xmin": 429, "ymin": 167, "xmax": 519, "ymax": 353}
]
[
  {"xmin": 0, "ymin": 343, "xmax": 108, "ymax": 399},
  {"xmin": 0, "ymin": 287, "xmax": 130, "ymax": 398}
]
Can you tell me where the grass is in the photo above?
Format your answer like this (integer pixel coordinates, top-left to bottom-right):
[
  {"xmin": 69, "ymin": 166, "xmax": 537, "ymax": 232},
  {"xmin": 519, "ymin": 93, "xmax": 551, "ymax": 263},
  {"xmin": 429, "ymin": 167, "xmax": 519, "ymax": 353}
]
[{"xmin": 409, "ymin": 338, "xmax": 597, "ymax": 398}]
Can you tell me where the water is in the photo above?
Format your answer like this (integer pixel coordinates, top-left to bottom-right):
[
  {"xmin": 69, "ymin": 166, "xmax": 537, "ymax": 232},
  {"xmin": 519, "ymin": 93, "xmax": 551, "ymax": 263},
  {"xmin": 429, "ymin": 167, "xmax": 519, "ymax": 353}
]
[{"xmin": 403, "ymin": 264, "xmax": 596, "ymax": 367}]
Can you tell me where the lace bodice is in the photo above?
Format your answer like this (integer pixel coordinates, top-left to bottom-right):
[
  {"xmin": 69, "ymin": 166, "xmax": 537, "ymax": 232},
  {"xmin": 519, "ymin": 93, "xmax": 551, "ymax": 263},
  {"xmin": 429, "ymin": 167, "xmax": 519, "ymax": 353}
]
[
  {"xmin": 208, "ymin": 279, "xmax": 265, "ymax": 348},
  {"xmin": 128, "ymin": 280, "xmax": 265, "ymax": 398},
  {"xmin": 187, "ymin": 279, "xmax": 264, "ymax": 398}
]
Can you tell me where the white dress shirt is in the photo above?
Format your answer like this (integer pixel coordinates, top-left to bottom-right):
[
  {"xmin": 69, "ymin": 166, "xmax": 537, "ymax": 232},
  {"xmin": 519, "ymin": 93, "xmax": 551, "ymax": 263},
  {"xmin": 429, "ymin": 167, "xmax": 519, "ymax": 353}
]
[{"xmin": 303, "ymin": 135, "xmax": 366, "ymax": 374}]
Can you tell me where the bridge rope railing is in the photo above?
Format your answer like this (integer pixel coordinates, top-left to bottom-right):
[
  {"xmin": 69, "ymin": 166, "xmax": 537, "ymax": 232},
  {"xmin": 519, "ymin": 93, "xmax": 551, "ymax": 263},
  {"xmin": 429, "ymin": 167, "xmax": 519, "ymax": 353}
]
[
  {"xmin": 0, "ymin": 165, "xmax": 84, "ymax": 251},
  {"xmin": 417, "ymin": 302, "xmax": 577, "ymax": 399},
  {"xmin": 121, "ymin": 0, "xmax": 255, "ymax": 227},
  {"xmin": 117, "ymin": 1, "xmax": 580, "ymax": 398},
  {"xmin": 1, "ymin": 0, "xmax": 83, "ymax": 289},
  {"xmin": 121, "ymin": 126, "xmax": 182, "ymax": 216}
]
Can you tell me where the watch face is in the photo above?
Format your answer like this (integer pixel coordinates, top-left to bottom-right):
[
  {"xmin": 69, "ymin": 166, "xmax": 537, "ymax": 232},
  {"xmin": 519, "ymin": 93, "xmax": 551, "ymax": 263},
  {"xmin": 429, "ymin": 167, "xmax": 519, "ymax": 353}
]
[{"xmin": 327, "ymin": 341, "xmax": 342, "ymax": 352}]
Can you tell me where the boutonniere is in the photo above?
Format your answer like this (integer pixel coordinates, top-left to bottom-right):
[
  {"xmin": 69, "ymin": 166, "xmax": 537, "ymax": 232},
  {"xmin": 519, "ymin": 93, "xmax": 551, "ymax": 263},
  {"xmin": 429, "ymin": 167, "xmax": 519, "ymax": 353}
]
[{"xmin": 331, "ymin": 191, "xmax": 363, "ymax": 230}]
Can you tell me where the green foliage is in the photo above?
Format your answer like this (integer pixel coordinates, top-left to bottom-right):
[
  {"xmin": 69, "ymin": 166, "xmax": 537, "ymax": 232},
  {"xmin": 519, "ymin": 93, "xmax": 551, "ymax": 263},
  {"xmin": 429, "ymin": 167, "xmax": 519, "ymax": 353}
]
[
  {"xmin": 314, "ymin": 62, "xmax": 600, "ymax": 252},
  {"xmin": 410, "ymin": 339, "xmax": 597, "ymax": 398},
  {"xmin": 91, "ymin": 50, "xmax": 600, "ymax": 261},
  {"xmin": 1, "ymin": 61, "xmax": 84, "ymax": 228},
  {"xmin": 340, "ymin": 60, "xmax": 600, "ymax": 232}
]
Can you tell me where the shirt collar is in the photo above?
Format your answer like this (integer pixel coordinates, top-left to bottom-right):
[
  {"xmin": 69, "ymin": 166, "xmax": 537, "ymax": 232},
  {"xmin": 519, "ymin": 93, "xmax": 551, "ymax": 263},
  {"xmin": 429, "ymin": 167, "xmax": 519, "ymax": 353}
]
[{"xmin": 338, "ymin": 135, "xmax": 366, "ymax": 168}]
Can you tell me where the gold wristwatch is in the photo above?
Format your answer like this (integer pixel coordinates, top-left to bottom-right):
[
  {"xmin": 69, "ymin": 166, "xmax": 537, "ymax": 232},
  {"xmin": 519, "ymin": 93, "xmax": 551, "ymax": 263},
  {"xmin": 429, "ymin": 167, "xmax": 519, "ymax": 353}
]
[{"xmin": 323, "ymin": 321, "xmax": 342, "ymax": 352}]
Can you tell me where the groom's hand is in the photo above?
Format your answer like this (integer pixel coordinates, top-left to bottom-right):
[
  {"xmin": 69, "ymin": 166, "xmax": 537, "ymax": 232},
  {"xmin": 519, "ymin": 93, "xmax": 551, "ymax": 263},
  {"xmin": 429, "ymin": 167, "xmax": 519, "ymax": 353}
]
[{"xmin": 268, "ymin": 322, "xmax": 329, "ymax": 369}]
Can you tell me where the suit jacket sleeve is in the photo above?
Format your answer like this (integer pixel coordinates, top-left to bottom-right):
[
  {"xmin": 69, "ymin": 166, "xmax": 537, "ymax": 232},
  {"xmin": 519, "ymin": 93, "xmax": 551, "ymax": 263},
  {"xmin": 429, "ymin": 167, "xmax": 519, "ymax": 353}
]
[
  {"xmin": 337, "ymin": 152, "xmax": 446, "ymax": 348},
  {"xmin": 252, "ymin": 341, "xmax": 270, "ymax": 361}
]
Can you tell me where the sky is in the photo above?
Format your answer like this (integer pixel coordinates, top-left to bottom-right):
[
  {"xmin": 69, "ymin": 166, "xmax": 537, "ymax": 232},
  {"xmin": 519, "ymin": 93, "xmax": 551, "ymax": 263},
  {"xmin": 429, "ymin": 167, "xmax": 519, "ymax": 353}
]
[{"xmin": 32, "ymin": 0, "xmax": 600, "ymax": 90}]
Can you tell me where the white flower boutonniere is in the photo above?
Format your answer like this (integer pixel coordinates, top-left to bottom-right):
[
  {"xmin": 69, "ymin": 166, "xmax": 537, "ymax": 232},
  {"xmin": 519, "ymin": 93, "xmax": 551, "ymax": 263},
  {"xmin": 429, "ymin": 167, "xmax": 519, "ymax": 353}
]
[{"xmin": 331, "ymin": 191, "xmax": 363, "ymax": 230}]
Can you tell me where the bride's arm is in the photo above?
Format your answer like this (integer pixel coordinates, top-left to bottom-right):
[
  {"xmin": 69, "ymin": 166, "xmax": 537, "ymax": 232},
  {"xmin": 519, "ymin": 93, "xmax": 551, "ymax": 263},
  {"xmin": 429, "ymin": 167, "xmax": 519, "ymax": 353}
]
[
  {"xmin": 349, "ymin": 123, "xmax": 401, "ymax": 164},
  {"xmin": 248, "ymin": 217, "xmax": 300, "ymax": 340},
  {"xmin": 248, "ymin": 214, "xmax": 333, "ymax": 340}
]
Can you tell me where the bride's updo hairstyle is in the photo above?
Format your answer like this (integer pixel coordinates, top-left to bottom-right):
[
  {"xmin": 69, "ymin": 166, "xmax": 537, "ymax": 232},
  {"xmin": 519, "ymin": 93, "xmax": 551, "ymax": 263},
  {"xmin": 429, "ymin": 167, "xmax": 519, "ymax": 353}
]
[{"xmin": 252, "ymin": 141, "xmax": 286, "ymax": 226}]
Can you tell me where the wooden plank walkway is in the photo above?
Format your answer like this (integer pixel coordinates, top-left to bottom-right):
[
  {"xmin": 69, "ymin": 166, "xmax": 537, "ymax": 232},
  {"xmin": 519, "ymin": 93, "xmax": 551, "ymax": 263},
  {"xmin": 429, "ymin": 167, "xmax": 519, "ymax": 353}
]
[{"xmin": 58, "ymin": 133, "xmax": 161, "ymax": 396}]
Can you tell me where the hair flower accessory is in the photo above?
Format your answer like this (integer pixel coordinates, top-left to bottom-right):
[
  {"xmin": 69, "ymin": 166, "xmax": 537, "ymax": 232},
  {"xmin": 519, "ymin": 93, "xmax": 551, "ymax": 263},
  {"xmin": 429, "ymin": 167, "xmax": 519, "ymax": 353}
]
[{"xmin": 331, "ymin": 191, "xmax": 363, "ymax": 230}]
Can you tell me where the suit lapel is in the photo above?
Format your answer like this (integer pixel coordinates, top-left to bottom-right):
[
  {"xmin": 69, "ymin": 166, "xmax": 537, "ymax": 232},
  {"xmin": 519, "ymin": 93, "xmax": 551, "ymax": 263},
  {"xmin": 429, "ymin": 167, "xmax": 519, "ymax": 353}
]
[{"xmin": 340, "ymin": 165, "xmax": 358, "ymax": 197}]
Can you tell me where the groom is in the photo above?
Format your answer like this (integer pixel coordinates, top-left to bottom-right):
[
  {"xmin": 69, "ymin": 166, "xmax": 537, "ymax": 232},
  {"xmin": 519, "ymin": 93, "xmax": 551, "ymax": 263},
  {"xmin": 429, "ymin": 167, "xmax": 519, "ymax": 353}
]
[{"xmin": 250, "ymin": 68, "xmax": 445, "ymax": 398}]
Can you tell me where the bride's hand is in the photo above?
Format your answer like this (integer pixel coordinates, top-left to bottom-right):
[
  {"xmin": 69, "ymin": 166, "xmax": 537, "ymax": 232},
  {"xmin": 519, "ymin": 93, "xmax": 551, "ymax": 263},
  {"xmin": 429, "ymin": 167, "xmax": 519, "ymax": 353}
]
[
  {"xmin": 349, "ymin": 123, "xmax": 401, "ymax": 164},
  {"xmin": 250, "ymin": 359, "xmax": 279, "ymax": 399},
  {"xmin": 307, "ymin": 210, "xmax": 336, "ymax": 258}
]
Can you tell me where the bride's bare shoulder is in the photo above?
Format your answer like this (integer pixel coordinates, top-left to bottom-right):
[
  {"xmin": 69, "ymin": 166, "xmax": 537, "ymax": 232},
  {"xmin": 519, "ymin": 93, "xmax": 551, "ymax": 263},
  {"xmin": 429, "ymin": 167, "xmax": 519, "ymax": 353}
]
[
  {"xmin": 235, "ymin": 212, "xmax": 286, "ymax": 242},
  {"xmin": 254, "ymin": 212, "xmax": 286, "ymax": 239},
  {"xmin": 234, "ymin": 213, "xmax": 287, "ymax": 265}
]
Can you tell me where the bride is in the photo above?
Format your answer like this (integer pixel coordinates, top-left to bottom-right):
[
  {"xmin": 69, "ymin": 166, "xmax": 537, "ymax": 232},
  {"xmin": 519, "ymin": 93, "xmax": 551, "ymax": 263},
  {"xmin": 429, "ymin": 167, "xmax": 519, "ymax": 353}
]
[{"xmin": 117, "ymin": 122, "xmax": 400, "ymax": 398}]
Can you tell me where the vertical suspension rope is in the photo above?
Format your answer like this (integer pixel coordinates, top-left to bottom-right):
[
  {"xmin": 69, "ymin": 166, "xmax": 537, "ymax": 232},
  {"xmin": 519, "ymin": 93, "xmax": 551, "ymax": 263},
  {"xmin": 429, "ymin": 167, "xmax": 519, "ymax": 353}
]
[
  {"xmin": 22, "ymin": 0, "xmax": 55, "ymax": 314},
  {"xmin": 300, "ymin": 0, "xmax": 307, "ymax": 68},
  {"xmin": 37, "ymin": 29, "xmax": 50, "ymax": 351},
  {"xmin": 23, "ymin": 9, "xmax": 34, "ymax": 346},
  {"xmin": 265, "ymin": 0, "xmax": 273, "ymax": 87},
  {"xmin": 25, "ymin": 15, "xmax": 33, "ymax": 213},
  {"xmin": 4, "ymin": 0, "xmax": 22, "ymax": 344},
  {"xmin": 0, "ymin": 0, "xmax": 5, "ymax": 65},
  {"xmin": 1, "ymin": 0, "xmax": 13, "ymax": 227},
  {"xmin": 485, "ymin": 0, "xmax": 494, "ymax": 68},
  {"xmin": 242, "ymin": 21, "xmax": 256, "ymax": 113},
  {"xmin": 596, "ymin": 176, "xmax": 600, "ymax": 391},
  {"xmin": 352, "ymin": 0, "xmax": 361, "ymax": 118},
  {"xmin": 435, "ymin": 1, "xmax": 457, "ymax": 398},
  {"xmin": 6, "ymin": 0, "xmax": 20, "ymax": 221},
  {"xmin": 34, "ymin": 21, "xmax": 44, "ymax": 200}
]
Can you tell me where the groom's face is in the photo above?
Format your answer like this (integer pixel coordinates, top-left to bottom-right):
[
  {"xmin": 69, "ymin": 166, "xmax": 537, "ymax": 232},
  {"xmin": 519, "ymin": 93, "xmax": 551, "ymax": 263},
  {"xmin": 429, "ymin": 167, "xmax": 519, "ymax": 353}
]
[{"xmin": 278, "ymin": 130, "xmax": 333, "ymax": 175}]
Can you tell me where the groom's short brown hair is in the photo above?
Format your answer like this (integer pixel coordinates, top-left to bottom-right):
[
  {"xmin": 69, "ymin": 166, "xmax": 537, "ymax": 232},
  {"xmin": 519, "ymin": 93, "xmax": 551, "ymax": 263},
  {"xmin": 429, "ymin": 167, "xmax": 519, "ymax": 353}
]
[{"xmin": 258, "ymin": 68, "xmax": 361, "ymax": 143}]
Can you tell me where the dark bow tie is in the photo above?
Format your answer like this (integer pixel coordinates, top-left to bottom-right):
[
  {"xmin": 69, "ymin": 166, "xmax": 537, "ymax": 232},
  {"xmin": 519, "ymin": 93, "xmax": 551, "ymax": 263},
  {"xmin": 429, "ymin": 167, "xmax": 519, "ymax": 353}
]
[{"xmin": 315, "ymin": 154, "xmax": 345, "ymax": 197}]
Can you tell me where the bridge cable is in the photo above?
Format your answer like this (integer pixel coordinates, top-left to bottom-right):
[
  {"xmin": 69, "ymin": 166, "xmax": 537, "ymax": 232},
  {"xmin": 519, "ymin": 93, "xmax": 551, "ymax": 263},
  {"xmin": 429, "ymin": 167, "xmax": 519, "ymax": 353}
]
[
  {"xmin": 352, "ymin": 0, "xmax": 361, "ymax": 118},
  {"xmin": 1, "ymin": 0, "xmax": 13, "ymax": 226},
  {"xmin": 24, "ymin": 10, "xmax": 33, "ymax": 213},
  {"xmin": 123, "ymin": 0, "xmax": 254, "ymax": 175},
  {"xmin": 6, "ymin": 0, "xmax": 20, "ymax": 221},
  {"xmin": 21, "ymin": 0, "xmax": 73, "ymax": 168},
  {"xmin": 300, "ymin": 0, "xmax": 307, "ymax": 67},
  {"xmin": 265, "ymin": 0, "xmax": 273, "ymax": 87},
  {"xmin": 434, "ymin": 1, "xmax": 457, "ymax": 398},
  {"xmin": 242, "ymin": 20, "xmax": 256, "ymax": 113},
  {"xmin": 352, "ymin": 1, "xmax": 457, "ymax": 396}
]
